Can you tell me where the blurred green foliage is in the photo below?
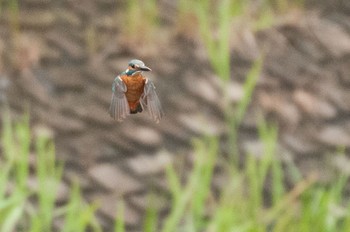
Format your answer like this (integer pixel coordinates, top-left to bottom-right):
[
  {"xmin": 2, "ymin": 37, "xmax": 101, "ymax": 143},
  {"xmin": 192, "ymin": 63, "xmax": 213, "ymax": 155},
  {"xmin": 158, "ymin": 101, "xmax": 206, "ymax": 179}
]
[
  {"xmin": 2, "ymin": 110, "xmax": 350, "ymax": 231},
  {"xmin": 0, "ymin": 111, "xmax": 102, "ymax": 232},
  {"xmin": 121, "ymin": 0, "xmax": 159, "ymax": 49}
]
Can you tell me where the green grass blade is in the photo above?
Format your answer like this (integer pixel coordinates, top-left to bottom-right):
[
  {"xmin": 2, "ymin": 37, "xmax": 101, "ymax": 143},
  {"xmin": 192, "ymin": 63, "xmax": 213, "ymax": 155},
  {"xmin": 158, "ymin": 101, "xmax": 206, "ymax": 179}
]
[
  {"xmin": 162, "ymin": 183, "xmax": 193, "ymax": 232},
  {"xmin": 14, "ymin": 114, "xmax": 31, "ymax": 190},
  {"xmin": 0, "ymin": 191, "xmax": 26, "ymax": 232},
  {"xmin": 246, "ymin": 152, "xmax": 261, "ymax": 217},
  {"xmin": 165, "ymin": 165, "xmax": 182, "ymax": 203},
  {"xmin": 1, "ymin": 200, "xmax": 25, "ymax": 232},
  {"xmin": 35, "ymin": 137, "xmax": 59, "ymax": 230},
  {"xmin": 191, "ymin": 137, "xmax": 218, "ymax": 230},
  {"xmin": 114, "ymin": 201, "xmax": 125, "ymax": 232},
  {"xmin": 0, "ymin": 163, "xmax": 12, "ymax": 200},
  {"xmin": 2, "ymin": 110, "xmax": 15, "ymax": 162},
  {"xmin": 143, "ymin": 195, "xmax": 158, "ymax": 232},
  {"xmin": 61, "ymin": 183, "xmax": 100, "ymax": 232},
  {"xmin": 235, "ymin": 57, "xmax": 263, "ymax": 124}
]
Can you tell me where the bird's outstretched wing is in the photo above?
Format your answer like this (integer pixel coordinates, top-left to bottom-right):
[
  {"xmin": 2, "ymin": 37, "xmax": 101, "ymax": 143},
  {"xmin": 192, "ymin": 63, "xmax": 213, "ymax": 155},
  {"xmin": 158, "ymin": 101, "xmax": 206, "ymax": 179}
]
[
  {"xmin": 141, "ymin": 79, "xmax": 163, "ymax": 123},
  {"xmin": 109, "ymin": 76, "xmax": 130, "ymax": 121}
]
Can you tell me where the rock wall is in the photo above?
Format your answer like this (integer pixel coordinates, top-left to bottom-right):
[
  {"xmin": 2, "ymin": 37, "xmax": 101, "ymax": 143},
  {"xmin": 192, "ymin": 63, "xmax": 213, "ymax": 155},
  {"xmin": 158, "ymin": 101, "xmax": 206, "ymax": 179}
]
[{"xmin": 0, "ymin": 0, "xmax": 349, "ymax": 230}]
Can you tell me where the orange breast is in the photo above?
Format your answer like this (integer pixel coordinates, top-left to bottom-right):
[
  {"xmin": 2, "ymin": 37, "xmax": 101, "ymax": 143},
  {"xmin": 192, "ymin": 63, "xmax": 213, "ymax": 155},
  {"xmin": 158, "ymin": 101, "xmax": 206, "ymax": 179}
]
[{"xmin": 121, "ymin": 74, "xmax": 146, "ymax": 110}]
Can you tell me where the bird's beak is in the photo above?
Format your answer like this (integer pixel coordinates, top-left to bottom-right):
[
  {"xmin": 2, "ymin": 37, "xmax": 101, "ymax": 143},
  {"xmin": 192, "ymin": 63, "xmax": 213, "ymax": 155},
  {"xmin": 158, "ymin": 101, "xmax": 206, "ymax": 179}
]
[{"xmin": 139, "ymin": 65, "xmax": 152, "ymax": 71}]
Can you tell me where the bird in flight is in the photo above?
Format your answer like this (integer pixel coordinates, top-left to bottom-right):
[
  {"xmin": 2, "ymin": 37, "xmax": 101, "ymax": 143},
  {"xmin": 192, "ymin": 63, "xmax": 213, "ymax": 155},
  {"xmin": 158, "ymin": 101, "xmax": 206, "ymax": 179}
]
[{"xmin": 109, "ymin": 59, "xmax": 163, "ymax": 123}]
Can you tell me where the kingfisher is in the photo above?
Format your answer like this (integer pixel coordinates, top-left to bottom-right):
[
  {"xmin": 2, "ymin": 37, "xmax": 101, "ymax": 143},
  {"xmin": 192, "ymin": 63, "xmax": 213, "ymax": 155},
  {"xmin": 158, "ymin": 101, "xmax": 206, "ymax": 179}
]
[{"xmin": 109, "ymin": 59, "xmax": 163, "ymax": 123}]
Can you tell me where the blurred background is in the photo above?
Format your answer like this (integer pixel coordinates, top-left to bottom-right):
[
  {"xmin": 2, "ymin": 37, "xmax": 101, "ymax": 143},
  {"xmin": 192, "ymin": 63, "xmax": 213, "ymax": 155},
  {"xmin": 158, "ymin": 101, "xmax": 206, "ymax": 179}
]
[{"xmin": 0, "ymin": 0, "xmax": 350, "ymax": 231}]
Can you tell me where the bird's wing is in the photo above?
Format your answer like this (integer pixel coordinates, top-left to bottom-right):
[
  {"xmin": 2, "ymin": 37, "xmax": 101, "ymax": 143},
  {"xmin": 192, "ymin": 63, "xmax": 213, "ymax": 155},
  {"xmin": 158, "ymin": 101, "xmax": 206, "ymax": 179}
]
[
  {"xmin": 109, "ymin": 76, "xmax": 130, "ymax": 121},
  {"xmin": 140, "ymin": 79, "xmax": 163, "ymax": 123}
]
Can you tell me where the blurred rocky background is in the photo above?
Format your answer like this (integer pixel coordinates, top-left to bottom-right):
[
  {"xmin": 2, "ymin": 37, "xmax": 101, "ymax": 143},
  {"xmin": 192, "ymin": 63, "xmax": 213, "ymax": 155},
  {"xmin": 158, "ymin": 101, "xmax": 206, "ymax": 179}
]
[{"xmin": 0, "ymin": 0, "xmax": 349, "ymax": 230}]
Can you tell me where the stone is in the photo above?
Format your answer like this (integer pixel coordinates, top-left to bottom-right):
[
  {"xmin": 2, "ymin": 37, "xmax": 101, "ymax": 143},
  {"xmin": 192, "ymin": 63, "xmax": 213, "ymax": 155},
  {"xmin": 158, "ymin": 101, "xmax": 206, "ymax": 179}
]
[
  {"xmin": 66, "ymin": 0, "xmax": 96, "ymax": 17},
  {"xmin": 228, "ymin": 81, "xmax": 244, "ymax": 103},
  {"xmin": 258, "ymin": 91, "xmax": 301, "ymax": 128},
  {"xmin": 339, "ymin": 62, "xmax": 350, "ymax": 86},
  {"xmin": 23, "ymin": 0, "xmax": 52, "ymax": 4},
  {"xmin": 13, "ymin": 34, "xmax": 42, "ymax": 71},
  {"xmin": 53, "ymin": 217, "xmax": 65, "ymax": 232},
  {"xmin": 265, "ymin": 42, "xmax": 321, "ymax": 86},
  {"xmin": 242, "ymin": 140, "xmax": 265, "ymax": 157},
  {"xmin": 0, "ymin": 75, "xmax": 10, "ymax": 102},
  {"xmin": 42, "ymin": 112, "xmax": 86, "ymax": 133},
  {"xmin": 56, "ymin": 10, "xmax": 82, "ymax": 28},
  {"xmin": 333, "ymin": 155, "xmax": 350, "ymax": 175},
  {"xmin": 56, "ymin": 181, "xmax": 70, "ymax": 203},
  {"xmin": 183, "ymin": 73, "xmax": 220, "ymax": 104},
  {"xmin": 95, "ymin": 0, "xmax": 117, "ymax": 6},
  {"xmin": 128, "ymin": 193, "xmax": 167, "ymax": 211},
  {"xmin": 19, "ymin": 70, "xmax": 51, "ymax": 106},
  {"xmin": 235, "ymin": 28, "xmax": 260, "ymax": 61},
  {"xmin": 297, "ymin": 157, "xmax": 332, "ymax": 183},
  {"xmin": 293, "ymin": 90, "xmax": 337, "ymax": 119},
  {"xmin": 151, "ymin": 175, "xmax": 170, "ymax": 192},
  {"xmin": 169, "ymin": 94, "xmax": 198, "ymax": 111},
  {"xmin": 64, "ymin": 170, "xmax": 91, "ymax": 189},
  {"xmin": 309, "ymin": 17, "xmax": 350, "ymax": 58},
  {"xmin": 277, "ymin": 101, "xmax": 301, "ymax": 128},
  {"xmin": 156, "ymin": 120, "xmax": 191, "ymax": 147},
  {"xmin": 41, "ymin": 45, "xmax": 62, "ymax": 64},
  {"xmin": 50, "ymin": 67, "xmax": 84, "ymax": 89},
  {"xmin": 19, "ymin": 10, "xmax": 56, "ymax": 29},
  {"xmin": 330, "ymin": 89, "xmax": 350, "ymax": 112},
  {"xmin": 127, "ymin": 150, "xmax": 172, "ymax": 176},
  {"xmin": 282, "ymin": 133, "xmax": 320, "ymax": 154},
  {"xmin": 32, "ymin": 124, "xmax": 55, "ymax": 139},
  {"xmin": 101, "ymin": 131, "xmax": 140, "ymax": 155},
  {"xmin": 95, "ymin": 15, "xmax": 118, "ymax": 30},
  {"xmin": 177, "ymin": 113, "xmax": 222, "ymax": 135},
  {"xmin": 91, "ymin": 194, "xmax": 141, "ymax": 226},
  {"xmin": 47, "ymin": 32, "xmax": 85, "ymax": 60},
  {"xmin": 122, "ymin": 126, "xmax": 162, "ymax": 147},
  {"xmin": 241, "ymin": 107, "xmax": 259, "ymax": 128},
  {"xmin": 317, "ymin": 125, "xmax": 350, "ymax": 147},
  {"xmin": 89, "ymin": 164, "xmax": 142, "ymax": 194},
  {"xmin": 27, "ymin": 177, "xmax": 70, "ymax": 203},
  {"xmin": 83, "ymin": 102, "xmax": 116, "ymax": 126}
]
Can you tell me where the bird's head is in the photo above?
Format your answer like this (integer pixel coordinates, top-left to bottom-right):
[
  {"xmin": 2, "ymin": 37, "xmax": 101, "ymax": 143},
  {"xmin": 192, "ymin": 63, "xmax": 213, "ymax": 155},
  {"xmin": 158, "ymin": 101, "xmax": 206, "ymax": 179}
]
[{"xmin": 125, "ymin": 59, "xmax": 152, "ymax": 76}]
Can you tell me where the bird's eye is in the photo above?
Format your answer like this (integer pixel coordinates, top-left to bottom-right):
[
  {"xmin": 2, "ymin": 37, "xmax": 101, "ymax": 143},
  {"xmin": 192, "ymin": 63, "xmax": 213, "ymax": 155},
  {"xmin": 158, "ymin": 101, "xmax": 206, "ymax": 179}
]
[{"xmin": 130, "ymin": 64, "xmax": 135, "ymax": 68}]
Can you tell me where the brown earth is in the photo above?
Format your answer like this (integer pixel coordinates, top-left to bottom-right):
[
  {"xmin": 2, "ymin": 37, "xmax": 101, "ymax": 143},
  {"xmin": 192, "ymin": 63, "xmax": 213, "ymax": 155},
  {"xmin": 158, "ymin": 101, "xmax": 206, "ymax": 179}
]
[{"xmin": 0, "ymin": 0, "xmax": 350, "ymax": 231}]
